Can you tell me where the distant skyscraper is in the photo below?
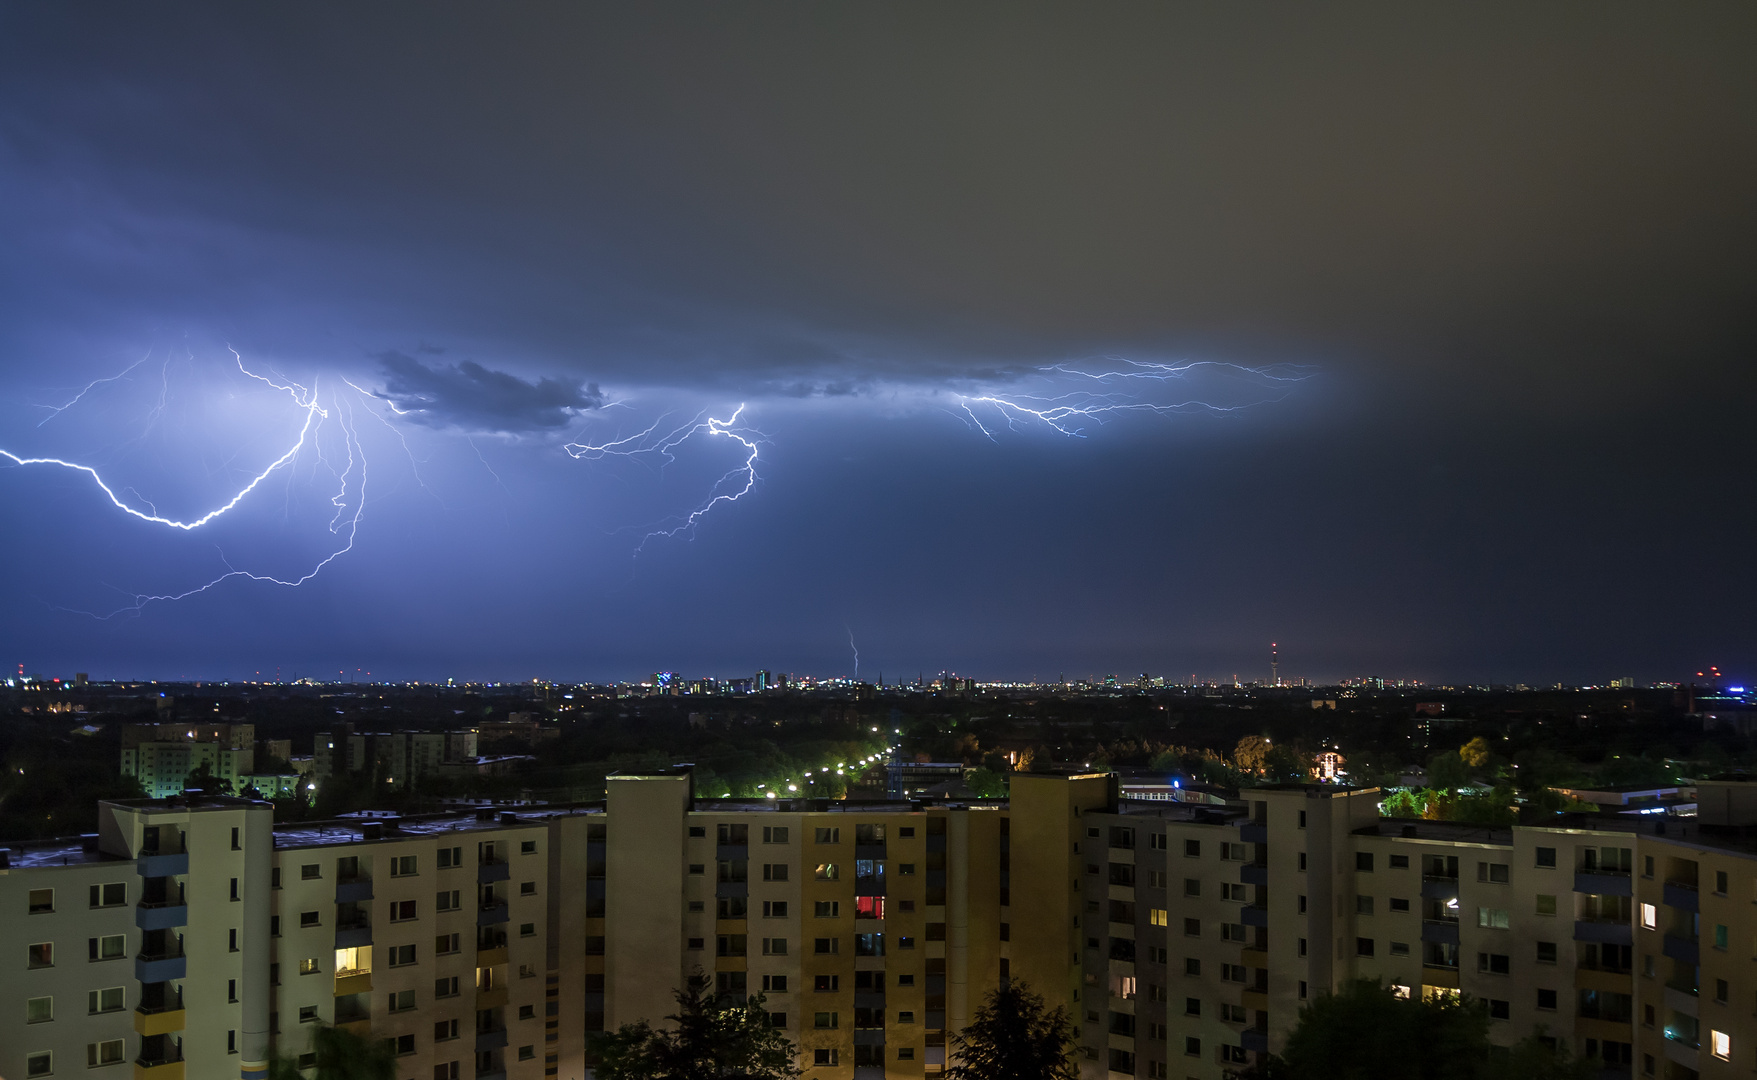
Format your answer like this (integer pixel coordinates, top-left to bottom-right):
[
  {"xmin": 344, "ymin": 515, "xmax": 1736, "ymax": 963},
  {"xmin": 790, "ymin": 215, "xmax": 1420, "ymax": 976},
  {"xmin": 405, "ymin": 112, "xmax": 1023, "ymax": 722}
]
[{"xmin": 1271, "ymin": 642, "xmax": 1279, "ymax": 687}]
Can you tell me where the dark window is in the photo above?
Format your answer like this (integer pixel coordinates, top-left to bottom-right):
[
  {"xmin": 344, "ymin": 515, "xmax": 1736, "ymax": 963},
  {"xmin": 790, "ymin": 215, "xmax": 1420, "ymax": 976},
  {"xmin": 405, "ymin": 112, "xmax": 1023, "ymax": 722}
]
[
  {"xmin": 1356, "ymin": 853, "xmax": 1374, "ymax": 872},
  {"xmin": 1535, "ymin": 847, "xmax": 1556, "ymax": 868}
]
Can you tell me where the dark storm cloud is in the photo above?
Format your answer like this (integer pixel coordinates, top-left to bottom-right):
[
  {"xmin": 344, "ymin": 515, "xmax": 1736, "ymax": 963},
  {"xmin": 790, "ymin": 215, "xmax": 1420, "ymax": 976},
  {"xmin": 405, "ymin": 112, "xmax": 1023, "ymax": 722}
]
[{"xmin": 372, "ymin": 352, "xmax": 604, "ymax": 432}]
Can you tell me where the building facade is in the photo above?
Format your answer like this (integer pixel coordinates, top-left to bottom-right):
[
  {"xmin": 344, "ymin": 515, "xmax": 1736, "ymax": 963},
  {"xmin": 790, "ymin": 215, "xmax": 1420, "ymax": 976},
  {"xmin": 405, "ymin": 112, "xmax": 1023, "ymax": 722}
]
[{"xmin": 3, "ymin": 773, "xmax": 1757, "ymax": 1080}]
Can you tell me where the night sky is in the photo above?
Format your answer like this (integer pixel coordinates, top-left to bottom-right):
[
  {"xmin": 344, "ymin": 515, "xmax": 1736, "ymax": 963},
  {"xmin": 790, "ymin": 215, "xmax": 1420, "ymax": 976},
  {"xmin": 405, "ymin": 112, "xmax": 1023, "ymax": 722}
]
[{"xmin": 1, "ymin": 5, "xmax": 1754, "ymax": 685}]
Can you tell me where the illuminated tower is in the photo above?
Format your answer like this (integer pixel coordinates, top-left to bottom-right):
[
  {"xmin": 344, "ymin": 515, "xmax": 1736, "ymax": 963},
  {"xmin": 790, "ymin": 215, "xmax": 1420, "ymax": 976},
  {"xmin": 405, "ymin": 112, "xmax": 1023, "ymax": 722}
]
[{"xmin": 1271, "ymin": 642, "xmax": 1279, "ymax": 688}]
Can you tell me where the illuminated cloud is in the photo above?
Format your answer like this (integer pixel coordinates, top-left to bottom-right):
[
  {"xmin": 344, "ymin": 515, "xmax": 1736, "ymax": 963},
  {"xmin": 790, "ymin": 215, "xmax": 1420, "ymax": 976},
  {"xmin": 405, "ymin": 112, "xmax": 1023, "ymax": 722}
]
[{"xmin": 371, "ymin": 352, "xmax": 605, "ymax": 433}]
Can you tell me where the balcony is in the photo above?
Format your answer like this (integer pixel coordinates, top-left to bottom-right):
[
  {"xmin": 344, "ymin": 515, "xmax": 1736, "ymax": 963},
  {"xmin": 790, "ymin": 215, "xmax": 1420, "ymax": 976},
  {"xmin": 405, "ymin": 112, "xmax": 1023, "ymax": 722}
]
[
  {"xmin": 856, "ymin": 843, "xmax": 887, "ymax": 861},
  {"xmin": 136, "ymin": 948, "xmax": 186, "ymax": 983},
  {"xmin": 334, "ymin": 919, "xmax": 373, "ymax": 950},
  {"xmin": 1573, "ymin": 871, "xmax": 1632, "ymax": 897},
  {"xmin": 137, "ymin": 851, "xmax": 189, "ymax": 877},
  {"xmin": 136, "ymin": 901, "xmax": 188, "ymax": 931},
  {"xmin": 1662, "ymin": 881, "xmax": 1699, "ymax": 912},
  {"xmin": 477, "ymin": 902, "xmax": 510, "ymax": 926},
  {"xmin": 1241, "ymin": 906, "xmax": 1269, "ymax": 928},
  {"xmin": 478, "ymin": 861, "xmax": 511, "ymax": 884},
  {"xmin": 1422, "ymin": 965, "xmax": 1460, "ymax": 990},
  {"xmin": 134, "ymin": 1057, "xmax": 186, "ymax": 1080},
  {"xmin": 1242, "ymin": 1028, "xmax": 1270, "ymax": 1054},
  {"xmin": 1663, "ymin": 984, "xmax": 1699, "ymax": 1017},
  {"xmin": 133, "ymin": 1006, "xmax": 186, "ymax": 1037},
  {"xmin": 476, "ymin": 1028, "xmax": 509, "ymax": 1052},
  {"xmin": 478, "ymin": 945, "xmax": 509, "ymax": 967},
  {"xmin": 1420, "ymin": 877, "xmax": 1459, "ymax": 901},
  {"xmin": 335, "ymin": 879, "xmax": 374, "ymax": 904},
  {"xmin": 1240, "ymin": 864, "xmax": 1268, "ymax": 886},
  {"xmin": 1421, "ymin": 920, "xmax": 1460, "ymax": 946},
  {"xmin": 1573, "ymin": 920, "xmax": 1632, "ymax": 947},
  {"xmin": 1662, "ymin": 933, "xmax": 1700, "ymax": 966},
  {"xmin": 477, "ymin": 985, "xmax": 509, "ymax": 1010},
  {"xmin": 1239, "ymin": 823, "xmax": 1268, "ymax": 845},
  {"xmin": 334, "ymin": 971, "xmax": 373, "ymax": 996}
]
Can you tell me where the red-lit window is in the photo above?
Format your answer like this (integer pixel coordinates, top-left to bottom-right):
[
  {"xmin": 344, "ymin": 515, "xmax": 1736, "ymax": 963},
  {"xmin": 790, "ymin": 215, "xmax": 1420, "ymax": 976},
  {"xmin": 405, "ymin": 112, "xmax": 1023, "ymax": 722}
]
[{"xmin": 854, "ymin": 896, "xmax": 885, "ymax": 920}]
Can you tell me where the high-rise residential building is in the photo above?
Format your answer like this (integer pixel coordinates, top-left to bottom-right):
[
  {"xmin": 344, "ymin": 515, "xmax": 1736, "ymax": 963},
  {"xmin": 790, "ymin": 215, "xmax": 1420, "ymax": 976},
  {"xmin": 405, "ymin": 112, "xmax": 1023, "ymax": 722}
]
[
  {"xmin": 121, "ymin": 724, "xmax": 257, "ymax": 799},
  {"xmin": 4, "ymin": 772, "xmax": 1757, "ymax": 1080}
]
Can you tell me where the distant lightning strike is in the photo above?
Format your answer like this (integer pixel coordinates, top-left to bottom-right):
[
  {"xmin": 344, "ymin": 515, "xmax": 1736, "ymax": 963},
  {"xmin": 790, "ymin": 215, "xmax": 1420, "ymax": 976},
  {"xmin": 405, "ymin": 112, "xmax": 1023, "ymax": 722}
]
[
  {"xmin": 564, "ymin": 404, "xmax": 762, "ymax": 551},
  {"xmin": 34, "ymin": 351, "xmax": 153, "ymax": 426},
  {"xmin": 955, "ymin": 359, "xmax": 1315, "ymax": 438}
]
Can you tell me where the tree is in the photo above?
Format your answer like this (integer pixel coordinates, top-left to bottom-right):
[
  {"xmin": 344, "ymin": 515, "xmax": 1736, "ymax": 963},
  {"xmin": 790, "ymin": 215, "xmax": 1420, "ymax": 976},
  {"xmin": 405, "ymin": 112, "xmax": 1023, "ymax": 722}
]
[
  {"xmin": 590, "ymin": 971, "xmax": 800, "ymax": 1080},
  {"xmin": 267, "ymin": 1024, "xmax": 394, "ymax": 1080},
  {"xmin": 1426, "ymin": 750, "xmax": 1470, "ymax": 792},
  {"xmin": 183, "ymin": 760, "xmax": 233, "ymax": 795},
  {"xmin": 944, "ymin": 981, "xmax": 1078, "ymax": 1080},
  {"xmin": 966, "ymin": 767, "xmax": 1007, "ymax": 798},
  {"xmin": 1235, "ymin": 735, "xmax": 1272, "ymax": 774}
]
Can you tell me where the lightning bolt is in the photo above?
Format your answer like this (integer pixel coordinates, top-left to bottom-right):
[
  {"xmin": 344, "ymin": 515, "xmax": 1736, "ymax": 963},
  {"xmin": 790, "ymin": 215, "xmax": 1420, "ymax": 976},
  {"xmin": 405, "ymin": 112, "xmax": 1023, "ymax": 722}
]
[
  {"xmin": 34, "ymin": 351, "xmax": 153, "ymax": 427},
  {"xmin": 563, "ymin": 404, "xmax": 762, "ymax": 551},
  {"xmin": 848, "ymin": 627, "xmax": 859, "ymax": 681},
  {"xmin": 957, "ymin": 359, "xmax": 1316, "ymax": 437},
  {"xmin": 4, "ymin": 350, "xmax": 373, "ymax": 617}
]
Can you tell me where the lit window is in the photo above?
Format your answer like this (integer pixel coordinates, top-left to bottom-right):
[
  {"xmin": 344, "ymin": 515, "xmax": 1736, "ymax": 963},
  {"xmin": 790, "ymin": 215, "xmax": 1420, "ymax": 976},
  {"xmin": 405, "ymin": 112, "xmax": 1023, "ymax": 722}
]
[
  {"xmin": 1640, "ymin": 903, "xmax": 1657, "ymax": 930},
  {"xmin": 1713, "ymin": 1031, "xmax": 1731, "ymax": 1060}
]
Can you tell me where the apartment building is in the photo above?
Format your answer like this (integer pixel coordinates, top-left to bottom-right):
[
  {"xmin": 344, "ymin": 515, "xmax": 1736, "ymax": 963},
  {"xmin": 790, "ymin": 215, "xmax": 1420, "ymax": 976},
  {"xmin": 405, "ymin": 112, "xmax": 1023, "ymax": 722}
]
[
  {"xmin": 120, "ymin": 724, "xmax": 257, "ymax": 800},
  {"xmin": 8, "ymin": 772, "xmax": 1757, "ymax": 1080},
  {"xmin": 311, "ymin": 732, "xmax": 480, "ymax": 790}
]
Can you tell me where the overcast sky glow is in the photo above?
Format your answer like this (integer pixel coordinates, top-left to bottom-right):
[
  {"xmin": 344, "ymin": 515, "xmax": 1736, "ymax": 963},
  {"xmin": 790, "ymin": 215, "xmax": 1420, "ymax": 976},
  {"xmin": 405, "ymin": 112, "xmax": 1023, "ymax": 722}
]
[{"xmin": 1, "ymin": 4, "xmax": 1754, "ymax": 684}]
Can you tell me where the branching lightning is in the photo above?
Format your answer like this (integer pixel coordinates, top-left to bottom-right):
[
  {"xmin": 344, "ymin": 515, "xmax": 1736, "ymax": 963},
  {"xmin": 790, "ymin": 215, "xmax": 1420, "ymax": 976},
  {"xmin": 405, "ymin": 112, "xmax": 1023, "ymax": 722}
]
[
  {"xmin": 563, "ymin": 404, "xmax": 762, "ymax": 551},
  {"xmin": 34, "ymin": 351, "xmax": 153, "ymax": 427},
  {"xmin": 4, "ymin": 350, "xmax": 374, "ymax": 618},
  {"xmin": 848, "ymin": 627, "xmax": 859, "ymax": 681},
  {"xmin": 954, "ymin": 359, "xmax": 1315, "ymax": 438}
]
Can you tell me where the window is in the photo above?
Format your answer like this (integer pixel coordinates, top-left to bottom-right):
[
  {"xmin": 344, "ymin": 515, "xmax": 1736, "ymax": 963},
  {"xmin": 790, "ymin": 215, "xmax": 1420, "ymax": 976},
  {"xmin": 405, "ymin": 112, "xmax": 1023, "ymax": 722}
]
[
  {"xmin": 301, "ymin": 863, "xmax": 321, "ymax": 880},
  {"xmin": 1184, "ymin": 958, "xmax": 1201, "ymax": 976},
  {"xmin": 1298, "ymin": 894, "xmax": 1307, "ymax": 913},
  {"xmin": 1715, "ymin": 978, "xmax": 1728, "ymax": 1004},
  {"xmin": 1537, "ymin": 941, "xmax": 1557, "ymax": 964},
  {"xmin": 762, "ymin": 974, "xmax": 788, "ymax": 992},
  {"xmin": 1185, "ymin": 1037, "xmax": 1201, "ymax": 1056},
  {"xmin": 1389, "ymin": 941, "xmax": 1410, "ymax": 956},
  {"xmin": 1298, "ymin": 853, "xmax": 1307, "ymax": 871},
  {"xmin": 389, "ymin": 944, "xmax": 416, "ymax": 966},
  {"xmin": 1477, "ymin": 862, "xmax": 1510, "ymax": 884},
  {"xmin": 1640, "ymin": 903, "xmax": 1657, "ymax": 930},
  {"xmin": 87, "ymin": 1041, "xmax": 125, "ymax": 1068},
  {"xmin": 1477, "ymin": 953, "xmax": 1510, "ymax": 975},
  {"xmin": 1389, "ymin": 897, "xmax": 1410, "ymax": 912},
  {"xmin": 897, "ymin": 935, "xmax": 915, "ymax": 949},
  {"xmin": 814, "ymin": 938, "xmax": 839, "ymax": 955},
  {"xmin": 1184, "ymin": 918, "xmax": 1200, "ymax": 937},
  {"xmin": 687, "ymin": 937, "xmax": 705, "ymax": 950},
  {"xmin": 1714, "ymin": 869, "xmax": 1728, "ymax": 894},
  {"xmin": 435, "ymin": 976, "xmax": 460, "ymax": 998},
  {"xmin": 763, "ymin": 826, "xmax": 789, "ymax": 843},
  {"xmin": 763, "ymin": 938, "xmax": 787, "ymax": 956},
  {"xmin": 89, "ymin": 935, "xmax": 125, "ymax": 962},
  {"xmin": 28, "ymin": 942, "xmax": 52, "ymax": 968},
  {"xmin": 521, "ymin": 840, "xmax": 537, "ymax": 855},
  {"xmin": 1185, "ymin": 997, "xmax": 1201, "ymax": 1016},
  {"xmin": 1184, "ymin": 878, "xmax": 1201, "ymax": 897},
  {"xmin": 436, "ymin": 933, "xmax": 460, "ymax": 955},
  {"xmin": 1389, "ymin": 854, "xmax": 1409, "ymax": 869},
  {"xmin": 520, "ymin": 881, "xmax": 537, "ymax": 896},
  {"xmin": 763, "ymin": 864, "xmax": 789, "ymax": 882},
  {"xmin": 1221, "ymin": 923, "xmax": 1248, "ymax": 942},
  {"xmin": 814, "ymin": 1012, "xmax": 839, "ymax": 1029},
  {"xmin": 813, "ymin": 974, "xmax": 841, "ymax": 992},
  {"xmin": 1184, "ymin": 839, "xmax": 1201, "ymax": 858},
  {"xmin": 1298, "ymin": 810, "xmax": 1307, "ymax": 828},
  {"xmin": 814, "ymin": 901, "xmax": 839, "ymax": 918},
  {"xmin": 813, "ymin": 1049, "xmax": 839, "ymax": 1067},
  {"xmin": 1357, "ymin": 896, "xmax": 1374, "ymax": 915},
  {"xmin": 437, "ymin": 890, "xmax": 460, "ymax": 912},
  {"xmin": 27, "ymin": 995, "xmax": 52, "ymax": 1023},
  {"xmin": 389, "ymin": 990, "xmax": 415, "ymax": 1013},
  {"xmin": 26, "ymin": 887, "xmax": 54, "ymax": 912},
  {"xmin": 1150, "ymin": 834, "xmax": 1167, "ymax": 851},
  {"xmin": 26, "ymin": 1052, "xmax": 51, "ymax": 1078},
  {"xmin": 1477, "ymin": 908, "xmax": 1509, "ymax": 930},
  {"xmin": 1642, "ymin": 855, "xmax": 1654, "ymax": 878},
  {"xmin": 299, "ymin": 957, "xmax": 321, "ymax": 975},
  {"xmin": 1712, "ymin": 1030, "xmax": 1731, "ymax": 1061},
  {"xmin": 1535, "ymin": 847, "xmax": 1556, "ymax": 868},
  {"xmin": 898, "ymin": 862, "xmax": 915, "ymax": 875},
  {"xmin": 300, "ymin": 911, "xmax": 321, "ymax": 928},
  {"xmin": 1535, "ymin": 894, "xmax": 1556, "ymax": 916},
  {"xmin": 815, "ymin": 828, "xmax": 840, "ymax": 844},
  {"xmin": 438, "ymin": 846, "xmax": 462, "ymax": 869},
  {"xmin": 389, "ymin": 1034, "xmax": 415, "ymax": 1056},
  {"xmin": 520, "ymin": 922, "xmax": 536, "ymax": 937},
  {"xmin": 815, "ymin": 863, "xmax": 839, "ymax": 881},
  {"xmin": 763, "ymin": 900, "xmax": 788, "ymax": 918},
  {"xmin": 1537, "ymin": 988, "xmax": 1557, "ymax": 1010},
  {"xmin": 898, "ymin": 1048, "xmax": 915, "ymax": 1060},
  {"xmin": 1222, "ymin": 883, "xmax": 1247, "ymax": 902},
  {"xmin": 1488, "ymin": 999, "xmax": 1510, "ymax": 1020},
  {"xmin": 1714, "ymin": 924, "xmax": 1729, "ymax": 950},
  {"xmin": 1149, "ymin": 908, "xmax": 1168, "ymax": 927},
  {"xmin": 89, "ymin": 883, "xmax": 126, "ymax": 908},
  {"xmin": 391, "ymin": 900, "xmax": 417, "ymax": 922},
  {"xmin": 1357, "ymin": 938, "xmax": 1375, "ymax": 957},
  {"xmin": 1356, "ymin": 853, "xmax": 1374, "ymax": 872}
]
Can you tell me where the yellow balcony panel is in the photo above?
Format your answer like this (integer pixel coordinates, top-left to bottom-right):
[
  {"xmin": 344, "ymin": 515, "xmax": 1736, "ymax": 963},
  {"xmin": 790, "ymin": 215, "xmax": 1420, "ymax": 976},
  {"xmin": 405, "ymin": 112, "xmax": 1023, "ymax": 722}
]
[
  {"xmin": 135, "ymin": 1062, "xmax": 185, "ymax": 1080},
  {"xmin": 134, "ymin": 1008, "xmax": 186, "ymax": 1037},
  {"xmin": 1240, "ymin": 948, "xmax": 1269, "ymax": 968},
  {"xmin": 336, "ymin": 1018, "xmax": 371, "ymax": 1039},
  {"xmin": 1422, "ymin": 966, "xmax": 1460, "ymax": 990},
  {"xmin": 1577, "ymin": 1017, "xmax": 1634, "ymax": 1045},
  {"xmin": 478, "ymin": 986, "xmax": 509, "ymax": 1010},
  {"xmin": 334, "ymin": 972, "xmax": 372, "ymax": 996},
  {"xmin": 478, "ymin": 946, "xmax": 509, "ymax": 967},
  {"xmin": 1241, "ymin": 990, "xmax": 1268, "ymax": 1012},
  {"xmin": 1575, "ymin": 968, "xmax": 1633, "ymax": 994}
]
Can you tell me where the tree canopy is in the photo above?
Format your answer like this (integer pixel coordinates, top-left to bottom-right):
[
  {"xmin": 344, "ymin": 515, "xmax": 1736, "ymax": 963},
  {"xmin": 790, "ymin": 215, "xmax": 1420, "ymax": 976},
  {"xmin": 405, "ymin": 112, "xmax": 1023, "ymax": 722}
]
[
  {"xmin": 267, "ymin": 1024, "xmax": 394, "ymax": 1080},
  {"xmin": 944, "ymin": 981, "xmax": 1078, "ymax": 1080},
  {"xmin": 590, "ymin": 972, "xmax": 800, "ymax": 1080}
]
